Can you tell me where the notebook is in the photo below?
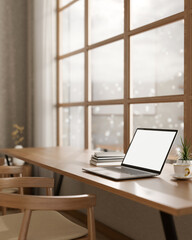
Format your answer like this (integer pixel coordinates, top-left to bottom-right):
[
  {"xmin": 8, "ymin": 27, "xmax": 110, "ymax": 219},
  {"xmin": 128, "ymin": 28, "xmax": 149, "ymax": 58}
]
[{"xmin": 82, "ymin": 128, "xmax": 177, "ymax": 180}]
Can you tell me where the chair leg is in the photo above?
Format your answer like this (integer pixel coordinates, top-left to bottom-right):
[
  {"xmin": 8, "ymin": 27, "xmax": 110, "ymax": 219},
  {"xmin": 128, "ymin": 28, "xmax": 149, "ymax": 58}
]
[
  {"xmin": 2, "ymin": 207, "xmax": 6, "ymax": 215},
  {"xmin": 18, "ymin": 209, "xmax": 32, "ymax": 240},
  {"xmin": 87, "ymin": 207, "xmax": 96, "ymax": 240}
]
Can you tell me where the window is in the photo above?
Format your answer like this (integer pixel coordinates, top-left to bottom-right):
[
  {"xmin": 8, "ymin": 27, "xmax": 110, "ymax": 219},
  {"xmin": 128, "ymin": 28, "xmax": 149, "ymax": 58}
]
[{"xmin": 57, "ymin": 0, "xmax": 191, "ymax": 157}]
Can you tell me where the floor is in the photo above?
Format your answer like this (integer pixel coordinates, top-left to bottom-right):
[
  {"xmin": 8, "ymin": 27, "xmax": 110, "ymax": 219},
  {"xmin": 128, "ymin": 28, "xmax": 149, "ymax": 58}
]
[
  {"xmin": 61, "ymin": 211, "xmax": 111, "ymax": 240},
  {"xmin": 95, "ymin": 232, "xmax": 111, "ymax": 240}
]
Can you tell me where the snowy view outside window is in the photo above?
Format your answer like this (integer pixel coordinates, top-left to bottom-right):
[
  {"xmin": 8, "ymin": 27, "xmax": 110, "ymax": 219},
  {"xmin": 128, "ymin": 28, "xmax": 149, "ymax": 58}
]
[
  {"xmin": 130, "ymin": 21, "xmax": 184, "ymax": 98},
  {"xmin": 90, "ymin": 40, "xmax": 124, "ymax": 101},
  {"xmin": 90, "ymin": 0, "xmax": 124, "ymax": 44},
  {"xmin": 59, "ymin": 0, "xmax": 184, "ymax": 156},
  {"xmin": 60, "ymin": 53, "xmax": 84, "ymax": 103},
  {"xmin": 59, "ymin": 0, "xmax": 84, "ymax": 55},
  {"xmin": 62, "ymin": 107, "xmax": 84, "ymax": 148},
  {"xmin": 92, "ymin": 105, "xmax": 124, "ymax": 151},
  {"xmin": 130, "ymin": 0, "xmax": 184, "ymax": 29}
]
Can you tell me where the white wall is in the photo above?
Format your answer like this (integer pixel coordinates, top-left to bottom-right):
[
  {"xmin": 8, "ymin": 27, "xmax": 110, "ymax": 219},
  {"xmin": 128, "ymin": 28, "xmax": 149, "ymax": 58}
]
[{"xmin": 0, "ymin": 0, "xmax": 28, "ymax": 148}]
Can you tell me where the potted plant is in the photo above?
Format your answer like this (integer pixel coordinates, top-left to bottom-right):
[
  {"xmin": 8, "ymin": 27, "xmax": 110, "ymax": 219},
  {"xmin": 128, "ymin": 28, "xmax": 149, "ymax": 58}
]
[
  {"xmin": 173, "ymin": 138, "xmax": 192, "ymax": 178},
  {"xmin": 12, "ymin": 124, "xmax": 24, "ymax": 147},
  {"xmin": 11, "ymin": 124, "xmax": 25, "ymax": 166}
]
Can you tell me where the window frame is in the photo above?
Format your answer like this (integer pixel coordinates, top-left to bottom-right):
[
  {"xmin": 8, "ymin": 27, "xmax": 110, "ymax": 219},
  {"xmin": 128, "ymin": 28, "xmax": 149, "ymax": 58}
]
[{"xmin": 56, "ymin": 0, "xmax": 192, "ymax": 152}]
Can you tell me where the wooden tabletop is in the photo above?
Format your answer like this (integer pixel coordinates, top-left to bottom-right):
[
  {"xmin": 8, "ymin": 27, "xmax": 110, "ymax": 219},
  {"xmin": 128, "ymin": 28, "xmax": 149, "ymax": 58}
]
[{"xmin": 1, "ymin": 146, "xmax": 192, "ymax": 216}]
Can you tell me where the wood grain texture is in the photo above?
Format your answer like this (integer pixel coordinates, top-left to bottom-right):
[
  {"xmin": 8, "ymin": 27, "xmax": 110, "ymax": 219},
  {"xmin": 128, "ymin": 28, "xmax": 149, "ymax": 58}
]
[
  {"xmin": 0, "ymin": 165, "xmax": 24, "ymax": 214},
  {"xmin": 0, "ymin": 174, "xmax": 96, "ymax": 240},
  {"xmin": 0, "ymin": 166, "xmax": 23, "ymax": 176},
  {"xmin": 0, "ymin": 192, "xmax": 96, "ymax": 211},
  {"xmin": 0, "ymin": 147, "xmax": 192, "ymax": 216},
  {"xmin": 0, "ymin": 177, "xmax": 54, "ymax": 189}
]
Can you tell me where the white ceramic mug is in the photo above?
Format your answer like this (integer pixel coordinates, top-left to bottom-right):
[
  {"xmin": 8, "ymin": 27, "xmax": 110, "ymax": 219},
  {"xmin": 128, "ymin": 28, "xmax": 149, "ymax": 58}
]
[{"xmin": 173, "ymin": 164, "xmax": 192, "ymax": 178}]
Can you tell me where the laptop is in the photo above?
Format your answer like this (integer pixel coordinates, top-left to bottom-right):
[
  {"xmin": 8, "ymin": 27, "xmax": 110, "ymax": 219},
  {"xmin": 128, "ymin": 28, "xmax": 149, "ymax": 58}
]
[{"xmin": 82, "ymin": 128, "xmax": 177, "ymax": 180}]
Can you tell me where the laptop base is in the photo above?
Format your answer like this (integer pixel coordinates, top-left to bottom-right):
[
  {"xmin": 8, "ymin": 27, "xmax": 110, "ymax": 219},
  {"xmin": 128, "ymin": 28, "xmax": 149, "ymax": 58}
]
[{"xmin": 83, "ymin": 166, "xmax": 158, "ymax": 180}]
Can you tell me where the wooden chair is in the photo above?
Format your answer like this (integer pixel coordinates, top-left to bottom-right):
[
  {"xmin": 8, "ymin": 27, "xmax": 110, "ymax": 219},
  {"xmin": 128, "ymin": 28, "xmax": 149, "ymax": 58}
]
[
  {"xmin": 0, "ymin": 166, "xmax": 23, "ymax": 215},
  {"xmin": 0, "ymin": 165, "xmax": 23, "ymax": 177},
  {"xmin": 0, "ymin": 177, "xmax": 96, "ymax": 240}
]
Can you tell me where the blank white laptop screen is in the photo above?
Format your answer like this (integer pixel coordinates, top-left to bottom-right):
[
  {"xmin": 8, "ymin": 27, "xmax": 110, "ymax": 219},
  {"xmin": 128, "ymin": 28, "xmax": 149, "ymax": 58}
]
[{"xmin": 123, "ymin": 129, "xmax": 176, "ymax": 171}]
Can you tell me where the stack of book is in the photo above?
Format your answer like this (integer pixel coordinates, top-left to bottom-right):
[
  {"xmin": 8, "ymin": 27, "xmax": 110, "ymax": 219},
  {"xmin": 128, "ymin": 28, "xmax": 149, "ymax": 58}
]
[{"xmin": 90, "ymin": 152, "xmax": 125, "ymax": 166}]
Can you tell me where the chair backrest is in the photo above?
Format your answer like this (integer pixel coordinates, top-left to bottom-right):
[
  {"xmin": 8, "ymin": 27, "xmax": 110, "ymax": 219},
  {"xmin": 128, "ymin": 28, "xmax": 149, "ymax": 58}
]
[
  {"xmin": 0, "ymin": 166, "xmax": 23, "ymax": 177},
  {"xmin": 0, "ymin": 177, "xmax": 96, "ymax": 240},
  {"xmin": 0, "ymin": 157, "xmax": 4, "ymax": 166},
  {"xmin": 0, "ymin": 177, "xmax": 54, "ymax": 196},
  {"xmin": 0, "ymin": 166, "xmax": 24, "ymax": 215}
]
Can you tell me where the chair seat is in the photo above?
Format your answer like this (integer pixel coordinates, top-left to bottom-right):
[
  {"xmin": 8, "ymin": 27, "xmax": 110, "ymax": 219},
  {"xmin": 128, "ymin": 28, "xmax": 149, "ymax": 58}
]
[
  {"xmin": 0, "ymin": 210, "xmax": 88, "ymax": 240},
  {"xmin": 0, "ymin": 188, "xmax": 18, "ymax": 194}
]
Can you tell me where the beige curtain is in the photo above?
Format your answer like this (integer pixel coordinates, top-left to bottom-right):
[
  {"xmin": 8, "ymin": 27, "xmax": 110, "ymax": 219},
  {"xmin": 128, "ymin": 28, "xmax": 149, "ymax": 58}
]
[
  {"xmin": 32, "ymin": 0, "xmax": 57, "ymax": 181},
  {"xmin": 33, "ymin": 0, "xmax": 56, "ymax": 148}
]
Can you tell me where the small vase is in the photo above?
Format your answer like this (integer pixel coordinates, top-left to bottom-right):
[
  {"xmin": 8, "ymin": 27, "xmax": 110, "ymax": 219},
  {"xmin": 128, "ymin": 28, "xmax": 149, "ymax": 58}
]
[{"xmin": 12, "ymin": 145, "xmax": 25, "ymax": 166}]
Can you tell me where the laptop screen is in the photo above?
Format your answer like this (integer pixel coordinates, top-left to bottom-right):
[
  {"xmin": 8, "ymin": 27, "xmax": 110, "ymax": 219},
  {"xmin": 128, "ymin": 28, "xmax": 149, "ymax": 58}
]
[{"xmin": 122, "ymin": 128, "xmax": 177, "ymax": 172}]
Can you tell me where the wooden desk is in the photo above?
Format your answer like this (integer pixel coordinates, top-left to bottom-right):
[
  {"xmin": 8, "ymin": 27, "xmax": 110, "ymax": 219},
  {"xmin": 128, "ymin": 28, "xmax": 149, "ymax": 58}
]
[{"xmin": 1, "ymin": 147, "xmax": 192, "ymax": 240}]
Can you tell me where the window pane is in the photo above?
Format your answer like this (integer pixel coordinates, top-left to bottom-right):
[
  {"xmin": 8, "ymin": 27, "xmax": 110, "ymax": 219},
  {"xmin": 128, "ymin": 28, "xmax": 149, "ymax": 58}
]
[
  {"xmin": 61, "ymin": 107, "xmax": 84, "ymax": 148},
  {"xmin": 60, "ymin": 0, "xmax": 73, "ymax": 8},
  {"xmin": 92, "ymin": 105, "xmax": 124, "ymax": 151},
  {"xmin": 130, "ymin": 102, "xmax": 184, "ymax": 156},
  {"xmin": 59, "ymin": 0, "xmax": 84, "ymax": 55},
  {"xmin": 90, "ymin": 41, "xmax": 124, "ymax": 101},
  {"xmin": 60, "ymin": 53, "xmax": 84, "ymax": 103},
  {"xmin": 130, "ymin": 21, "xmax": 184, "ymax": 98},
  {"xmin": 90, "ymin": 0, "xmax": 124, "ymax": 44},
  {"xmin": 130, "ymin": 0, "xmax": 184, "ymax": 29}
]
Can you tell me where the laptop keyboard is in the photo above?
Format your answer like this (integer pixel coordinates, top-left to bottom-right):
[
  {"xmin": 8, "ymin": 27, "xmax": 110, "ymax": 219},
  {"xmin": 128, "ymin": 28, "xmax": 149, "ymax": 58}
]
[{"xmin": 108, "ymin": 166, "xmax": 152, "ymax": 176}]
